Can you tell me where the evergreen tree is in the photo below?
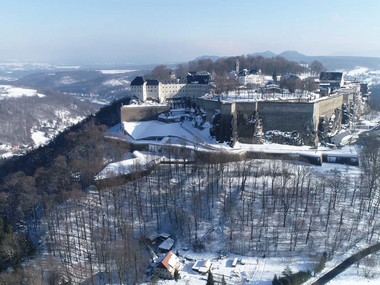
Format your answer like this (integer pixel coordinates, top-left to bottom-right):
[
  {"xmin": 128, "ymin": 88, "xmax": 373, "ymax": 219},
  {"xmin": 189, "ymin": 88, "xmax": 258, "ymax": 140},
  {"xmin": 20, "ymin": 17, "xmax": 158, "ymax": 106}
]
[
  {"xmin": 174, "ymin": 268, "xmax": 180, "ymax": 282},
  {"xmin": 206, "ymin": 271, "xmax": 214, "ymax": 285},
  {"xmin": 221, "ymin": 274, "xmax": 227, "ymax": 285},
  {"xmin": 272, "ymin": 274, "xmax": 279, "ymax": 285},
  {"xmin": 272, "ymin": 71, "xmax": 277, "ymax": 82}
]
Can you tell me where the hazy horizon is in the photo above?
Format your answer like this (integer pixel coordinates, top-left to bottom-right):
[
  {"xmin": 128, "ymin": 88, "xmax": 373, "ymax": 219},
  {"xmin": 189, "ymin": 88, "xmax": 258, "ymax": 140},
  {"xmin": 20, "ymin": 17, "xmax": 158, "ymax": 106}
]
[{"xmin": 2, "ymin": 0, "xmax": 380, "ymax": 66}]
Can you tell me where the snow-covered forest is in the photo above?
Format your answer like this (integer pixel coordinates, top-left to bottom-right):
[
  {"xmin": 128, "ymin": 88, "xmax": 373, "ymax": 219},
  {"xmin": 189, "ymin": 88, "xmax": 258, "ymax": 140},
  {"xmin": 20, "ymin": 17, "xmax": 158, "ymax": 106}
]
[{"xmin": 3, "ymin": 130, "xmax": 375, "ymax": 284}]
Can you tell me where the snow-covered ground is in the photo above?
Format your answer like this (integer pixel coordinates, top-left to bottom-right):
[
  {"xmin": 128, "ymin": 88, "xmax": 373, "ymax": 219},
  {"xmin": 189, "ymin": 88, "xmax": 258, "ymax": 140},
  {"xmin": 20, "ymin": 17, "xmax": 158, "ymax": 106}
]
[
  {"xmin": 343, "ymin": 66, "xmax": 380, "ymax": 85},
  {"xmin": 98, "ymin": 69, "xmax": 136, "ymax": 74},
  {"xmin": 102, "ymin": 78, "xmax": 130, "ymax": 87},
  {"xmin": 112, "ymin": 116, "xmax": 372, "ymax": 159},
  {"xmin": 30, "ymin": 130, "xmax": 49, "ymax": 146},
  {"xmin": 96, "ymin": 151, "xmax": 163, "ymax": 180},
  {"xmin": 0, "ymin": 84, "xmax": 45, "ymax": 99}
]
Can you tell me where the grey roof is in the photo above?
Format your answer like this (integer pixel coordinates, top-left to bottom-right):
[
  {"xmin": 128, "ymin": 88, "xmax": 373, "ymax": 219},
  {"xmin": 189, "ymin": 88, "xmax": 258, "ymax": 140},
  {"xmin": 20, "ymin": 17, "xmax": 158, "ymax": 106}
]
[
  {"xmin": 147, "ymin": 79, "xmax": 159, "ymax": 86},
  {"xmin": 131, "ymin": 76, "xmax": 145, "ymax": 86},
  {"xmin": 158, "ymin": 238, "xmax": 175, "ymax": 251}
]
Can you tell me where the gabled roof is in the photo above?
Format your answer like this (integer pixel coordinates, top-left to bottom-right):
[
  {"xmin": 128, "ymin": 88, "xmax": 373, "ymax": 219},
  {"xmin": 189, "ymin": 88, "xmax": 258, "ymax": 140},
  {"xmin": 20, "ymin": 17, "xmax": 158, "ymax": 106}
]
[
  {"xmin": 156, "ymin": 251, "xmax": 178, "ymax": 271},
  {"xmin": 147, "ymin": 79, "xmax": 159, "ymax": 86},
  {"xmin": 282, "ymin": 73, "xmax": 300, "ymax": 80},
  {"xmin": 158, "ymin": 238, "xmax": 175, "ymax": 251},
  {"xmin": 187, "ymin": 74, "xmax": 210, "ymax": 84},
  {"xmin": 131, "ymin": 76, "xmax": 145, "ymax": 86},
  {"xmin": 248, "ymin": 69, "xmax": 260, "ymax": 75}
]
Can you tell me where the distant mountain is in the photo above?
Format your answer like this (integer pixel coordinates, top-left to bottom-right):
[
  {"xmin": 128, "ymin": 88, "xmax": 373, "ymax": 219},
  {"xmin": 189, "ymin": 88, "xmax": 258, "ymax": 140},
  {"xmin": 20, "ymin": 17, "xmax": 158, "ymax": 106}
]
[
  {"xmin": 251, "ymin": 51, "xmax": 277, "ymax": 58},
  {"xmin": 277, "ymin": 51, "xmax": 310, "ymax": 62},
  {"xmin": 193, "ymin": 55, "xmax": 223, "ymax": 61}
]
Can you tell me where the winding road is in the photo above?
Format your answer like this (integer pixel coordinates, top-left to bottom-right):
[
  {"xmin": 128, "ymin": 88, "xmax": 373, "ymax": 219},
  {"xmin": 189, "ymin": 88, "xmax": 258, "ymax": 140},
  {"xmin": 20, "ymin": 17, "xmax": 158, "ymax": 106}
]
[{"xmin": 311, "ymin": 243, "xmax": 380, "ymax": 285}]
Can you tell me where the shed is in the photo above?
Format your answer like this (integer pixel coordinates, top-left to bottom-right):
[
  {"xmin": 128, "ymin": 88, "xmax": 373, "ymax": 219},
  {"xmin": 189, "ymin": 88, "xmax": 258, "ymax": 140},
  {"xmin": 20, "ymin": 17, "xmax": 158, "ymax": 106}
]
[
  {"xmin": 192, "ymin": 259, "xmax": 212, "ymax": 274},
  {"xmin": 158, "ymin": 238, "xmax": 175, "ymax": 252}
]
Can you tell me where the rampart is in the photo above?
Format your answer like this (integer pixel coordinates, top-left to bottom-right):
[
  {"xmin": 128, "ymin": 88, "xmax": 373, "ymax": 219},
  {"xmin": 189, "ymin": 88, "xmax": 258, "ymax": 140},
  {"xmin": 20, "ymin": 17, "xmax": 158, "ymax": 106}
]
[
  {"xmin": 258, "ymin": 101, "xmax": 315, "ymax": 133},
  {"xmin": 197, "ymin": 93, "xmax": 349, "ymax": 145},
  {"xmin": 120, "ymin": 105, "xmax": 171, "ymax": 122}
]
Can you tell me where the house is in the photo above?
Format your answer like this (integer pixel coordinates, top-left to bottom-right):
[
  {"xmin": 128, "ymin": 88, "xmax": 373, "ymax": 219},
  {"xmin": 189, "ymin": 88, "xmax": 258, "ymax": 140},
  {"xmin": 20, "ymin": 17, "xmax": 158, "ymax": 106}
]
[
  {"xmin": 154, "ymin": 251, "xmax": 180, "ymax": 279},
  {"xmin": 238, "ymin": 69, "xmax": 264, "ymax": 86},
  {"xmin": 192, "ymin": 259, "xmax": 212, "ymax": 274},
  {"xmin": 158, "ymin": 238, "xmax": 175, "ymax": 252},
  {"xmin": 319, "ymin": 72, "xmax": 344, "ymax": 94}
]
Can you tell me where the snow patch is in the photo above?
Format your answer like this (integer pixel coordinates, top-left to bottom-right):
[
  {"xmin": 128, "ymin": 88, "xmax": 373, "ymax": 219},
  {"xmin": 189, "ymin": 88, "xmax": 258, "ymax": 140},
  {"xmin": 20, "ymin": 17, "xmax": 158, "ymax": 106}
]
[
  {"xmin": 0, "ymin": 85, "xmax": 45, "ymax": 99},
  {"xmin": 103, "ymin": 79, "xmax": 130, "ymax": 86},
  {"xmin": 31, "ymin": 130, "xmax": 49, "ymax": 146},
  {"xmin": 98, "ymin": 69, "xmax": 136, "ymax": 74}
]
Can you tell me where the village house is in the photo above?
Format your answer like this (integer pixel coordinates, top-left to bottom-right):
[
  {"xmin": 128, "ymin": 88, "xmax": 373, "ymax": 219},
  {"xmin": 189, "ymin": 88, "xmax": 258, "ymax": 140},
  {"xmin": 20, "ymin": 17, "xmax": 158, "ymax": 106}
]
[
  {"xmin": 153, "ymin": 251, "xmax": 180, "ymax": 279},
  {"xmin": 238, "ymin": 68, "xmax": 265, "ymax": 86}
]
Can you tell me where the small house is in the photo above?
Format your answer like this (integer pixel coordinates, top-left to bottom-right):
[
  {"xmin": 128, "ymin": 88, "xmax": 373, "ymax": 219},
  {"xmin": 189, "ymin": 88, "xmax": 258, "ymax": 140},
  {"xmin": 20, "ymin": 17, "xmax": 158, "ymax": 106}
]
[
  {"xmin": 154, "ymin": 251, "xmax": 180, "ymax": 279},
  {"xmin": 158, "ymin": 238, "xmax": 175, "ymax": 252},
  {"xmin": 192, "ymin": 259, "xmax": 212, "ymax": 274}
]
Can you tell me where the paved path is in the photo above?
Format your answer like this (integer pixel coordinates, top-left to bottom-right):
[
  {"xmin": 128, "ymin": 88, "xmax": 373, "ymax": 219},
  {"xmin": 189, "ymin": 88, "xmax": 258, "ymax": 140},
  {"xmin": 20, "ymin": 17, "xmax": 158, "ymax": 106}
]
[{"xmin": 311, "ymin": 243, "xmax": 380, "ymax": 285}]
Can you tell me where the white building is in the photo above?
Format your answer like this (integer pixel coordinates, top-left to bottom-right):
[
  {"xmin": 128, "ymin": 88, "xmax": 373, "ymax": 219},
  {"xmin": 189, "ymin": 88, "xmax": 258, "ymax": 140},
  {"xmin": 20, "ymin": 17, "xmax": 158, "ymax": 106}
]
[
  {"xmin": 238, "ymin": 69, "xmax": 264, "ymax": 86},
  {"xmin": 154, "ymin": 251, "xmax": 180, "ymax": 279},
  {"xmin": 130, "ymin": 72, "xmax": 211, "ymax": 104}
]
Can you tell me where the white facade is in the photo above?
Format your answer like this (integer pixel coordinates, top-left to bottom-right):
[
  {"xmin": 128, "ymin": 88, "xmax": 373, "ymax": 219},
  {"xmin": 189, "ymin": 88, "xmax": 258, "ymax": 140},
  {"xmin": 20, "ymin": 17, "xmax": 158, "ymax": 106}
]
[
  {"xmin": 238, "ymin": 69, "xmax": 264, "ymax": 86},
  {"xmin": 238, "ymin": 73, "xmax": 265, "ymax": 86},
  {"xmin": 154, "ymin": 251, "xmax": 180, "ymax": 279},
  {"xmin": 131, "ymin": 83, "xmax": 147, "ymax": 101},
  {"xmin": 131, "ymin": 77, "xmax": 210, "ymax": 103}
]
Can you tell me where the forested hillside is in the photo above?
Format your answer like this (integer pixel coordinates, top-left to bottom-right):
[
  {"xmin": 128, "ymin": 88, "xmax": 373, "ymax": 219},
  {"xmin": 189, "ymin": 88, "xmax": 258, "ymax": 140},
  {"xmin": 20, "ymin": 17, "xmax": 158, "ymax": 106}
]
[{"xmin": 0, "ymin": 89, "xmax": 94, "ymax": 150}]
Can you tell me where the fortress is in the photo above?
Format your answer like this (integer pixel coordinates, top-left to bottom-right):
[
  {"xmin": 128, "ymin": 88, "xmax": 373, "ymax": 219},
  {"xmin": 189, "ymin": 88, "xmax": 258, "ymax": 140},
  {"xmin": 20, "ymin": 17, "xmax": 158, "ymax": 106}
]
[
  {"xmin": 197, "ymin": 88, "xmax": 358, "ymax": 146},
  {"xmin": 123, "ymin": 71, "xmax": 365, "ymax": 146}
]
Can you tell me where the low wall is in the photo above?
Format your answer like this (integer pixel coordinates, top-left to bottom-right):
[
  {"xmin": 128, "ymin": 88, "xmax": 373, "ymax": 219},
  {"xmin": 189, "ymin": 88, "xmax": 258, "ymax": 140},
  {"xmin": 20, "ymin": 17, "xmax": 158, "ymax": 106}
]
[{"xmin": 120, "ymin": 105, "xmax": 171, "ymax": 122}]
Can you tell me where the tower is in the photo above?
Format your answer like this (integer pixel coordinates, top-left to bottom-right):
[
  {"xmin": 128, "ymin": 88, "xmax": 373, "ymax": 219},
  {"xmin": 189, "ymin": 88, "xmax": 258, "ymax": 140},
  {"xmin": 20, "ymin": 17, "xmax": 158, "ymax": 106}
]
[{"xmin": 235, "ymin": 59, "xmax": 240, "ymax": 74}]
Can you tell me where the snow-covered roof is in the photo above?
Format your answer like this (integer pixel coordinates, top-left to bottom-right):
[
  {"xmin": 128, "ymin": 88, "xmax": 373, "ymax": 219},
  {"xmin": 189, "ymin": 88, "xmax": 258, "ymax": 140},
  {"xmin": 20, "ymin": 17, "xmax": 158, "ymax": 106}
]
[
  {"xmin": 192, "ymin": 259, "xmax": 212, "ymax": 273},
  {"xmin": 95, "ymin": 151, "xmax": 162, "ymax": 180},
  {"xmin": 158, "ymin": 238, "xmax": 175, "ymax": 251},
  {"xmin": 123, "ymin": 121, "xmax": 194, "ymax": 141}
]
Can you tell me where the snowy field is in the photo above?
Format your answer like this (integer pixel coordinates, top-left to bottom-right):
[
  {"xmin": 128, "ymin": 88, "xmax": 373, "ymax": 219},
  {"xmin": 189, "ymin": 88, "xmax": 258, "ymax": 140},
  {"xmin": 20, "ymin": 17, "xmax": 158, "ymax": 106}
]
[
  {"xmin": 98, "ymin": 69, "xmax": 136, "ymax": 74},
  {"xmin": 0, "ymin": 84, "xmax": 45, "ymax": 99}
]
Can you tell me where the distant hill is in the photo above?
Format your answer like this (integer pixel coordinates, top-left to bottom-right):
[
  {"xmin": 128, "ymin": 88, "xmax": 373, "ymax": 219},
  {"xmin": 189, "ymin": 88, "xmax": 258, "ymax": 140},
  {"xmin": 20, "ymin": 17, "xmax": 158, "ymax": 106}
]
[
  {"xmin": 257, "ymin": 50, "xmax": 380, "ymax": 70},
  {"xmin": 251, "ymin": 51, "xmax": 277, "ymax": 58},
  {"xmin": 0, "ymin": 88, "xmax": 95, "ymax": 157},
  {"xmin": 192, "ymin": 51, "xmax": 380, "ymax": 71},
  {"xmin": 17, "ymin": 70, "xmax": 133, "ymax": 105},
  {"xmin": 193, "ymin": 55, "xmax": 224, "ymax": 62}
]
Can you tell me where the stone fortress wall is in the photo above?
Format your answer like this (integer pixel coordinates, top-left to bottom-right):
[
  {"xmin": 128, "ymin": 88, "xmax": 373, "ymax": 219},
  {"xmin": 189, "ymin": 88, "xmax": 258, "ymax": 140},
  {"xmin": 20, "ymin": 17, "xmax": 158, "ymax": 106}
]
[
  {"xmin": 120, "ymin": 105, "xmax": 171, "ymax": 122},
  {"xmin": 196, "ymin": 93, "xmax": 350, "ymax": 145}
]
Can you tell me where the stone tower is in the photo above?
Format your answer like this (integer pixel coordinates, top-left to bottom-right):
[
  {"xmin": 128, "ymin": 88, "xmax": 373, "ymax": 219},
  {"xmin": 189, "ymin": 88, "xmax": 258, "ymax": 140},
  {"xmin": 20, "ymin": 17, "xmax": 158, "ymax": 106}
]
[{"xmin": 235, "ymin": 59, "xmax": 240, "ymax": 74}]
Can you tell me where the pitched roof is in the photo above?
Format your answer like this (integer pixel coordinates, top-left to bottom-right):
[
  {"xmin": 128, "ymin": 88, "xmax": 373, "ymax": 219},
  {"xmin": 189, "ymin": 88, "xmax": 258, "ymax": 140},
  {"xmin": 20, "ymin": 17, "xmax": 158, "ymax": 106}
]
[
  {"xmin": 158, "ymin": 238, "xmax": 175, "ymax": 251},
  {"xmin": 147, "ymin": 79, "xmax": 159, "ymax": 86},
  {"xmin": 131, "ymin": 76, "xmax": 145, "ymax": 86},
  {"xmin": 156, "ymin": 251, "xmax": 178, "ymax": 271},
  {"xmin": 187, "ymin": 74, "xmax": 210, "ymax": 84}
]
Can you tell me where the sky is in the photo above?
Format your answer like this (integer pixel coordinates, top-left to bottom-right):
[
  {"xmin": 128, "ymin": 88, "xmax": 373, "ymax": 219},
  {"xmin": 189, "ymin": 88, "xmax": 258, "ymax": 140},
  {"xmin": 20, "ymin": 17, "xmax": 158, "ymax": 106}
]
[{"xmin": 1, "ymin": 0, "xmax": 380, "ymax": 66}]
